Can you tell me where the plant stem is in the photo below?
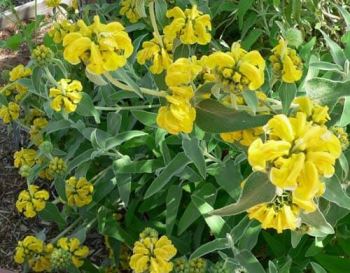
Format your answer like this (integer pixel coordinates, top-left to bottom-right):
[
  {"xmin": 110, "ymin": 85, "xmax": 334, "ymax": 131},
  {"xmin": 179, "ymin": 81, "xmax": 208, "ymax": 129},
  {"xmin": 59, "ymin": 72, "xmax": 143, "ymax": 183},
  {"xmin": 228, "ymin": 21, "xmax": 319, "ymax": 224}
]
[
  {"xmin": 50, "ymin": 217, "xmax": 81, "ymax": 243},
  {"xmin": 149, "ymin": 1, "xmax": 164, "ymax": 48},
  {"xmin": 95, "ymin": 104, "xmax": 160, "ymax": 111},
  {"xmin": 104, "ymin": 72, "xmax": 167, "ymax": 98},
  {"xmin": 44, "ymin": 67, "xmax": 58, "ymax": 86}
]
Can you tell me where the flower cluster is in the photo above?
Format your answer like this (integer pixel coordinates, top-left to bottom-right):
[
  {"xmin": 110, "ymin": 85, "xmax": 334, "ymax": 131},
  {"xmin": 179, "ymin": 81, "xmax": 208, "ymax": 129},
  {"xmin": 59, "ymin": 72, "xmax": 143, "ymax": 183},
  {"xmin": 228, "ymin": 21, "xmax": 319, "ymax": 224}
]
[
  {"xmin": 157, "ymin": 58, "xmax": 202, "ymax": 134},
  {"xmin": 14, "ymin": 235, "xmax": 53, "ymax": 272},
  {"xmin": 48, "ymin": 156, "xmax": 67, "ymax": 176},
  {"xmin": 221, "ymin": 127, "xmax": 264, "ymax": 146},
  {"xmin": 207, "ymin": 43, "xmax": 265, "ymax": 93},
  {"xmin": 49, "ymin": 79, "xmax": 83, "ymax": 113},
  {"xmin": 65, "ymin": 176, "xmax": 94, "ymax": 207},
  {"xmin": 44, "ymin": 0, "xmax": 61, "ymax": 8},
  {"xmin": 14, "ymin": 148, "xmax": 37, "ymax": 168},
  {"xmin": 63, "ymin": 15, "xmax": 133, "ymax": 75},
  {"xmin": 247, "ymin": 97, "xmax": 341, "ymax": 232},
  {"xmin": 129, "ymin": 228, "xmax": 177, "ymax": 273},
  {"xmin": 16, "ymin": 185, "xmax": 50, "ymax": 218},
  {"xmin": 164, "ymin": 5, "xmax": 212, "ymax": 45},
  {"xmin": 9, "ymin": 64, "xmax": 32, "ymax": 81},
  {"xmin": 32, "ymin": 45, "xmax": 54, "ymax": 65},
  {"xmin": 270, "ymin": 38, "xmax": 303, "ymax": 83}
]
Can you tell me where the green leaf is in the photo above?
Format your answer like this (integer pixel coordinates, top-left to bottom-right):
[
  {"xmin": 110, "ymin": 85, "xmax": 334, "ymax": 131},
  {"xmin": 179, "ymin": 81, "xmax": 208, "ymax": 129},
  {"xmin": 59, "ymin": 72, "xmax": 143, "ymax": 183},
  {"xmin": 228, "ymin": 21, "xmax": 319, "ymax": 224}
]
[
  {"xmin": 113, "ymin": 158, "xmax": 163, "ymax": 174},
  {"xmin": 166, "ymin": 185, "xmax": 183, "ymax": 235},
  {"xmin": 195, "ymin": 99, "xmax": 271, "ymax": 133},
  {"xmin": 69, "ymin": 148, "xmax": 95, "ymax": 171},
  {"xmin": 0, "ymin": 33, "xmax": 22, "ymax": 50},
  {"xmin": 44, "ymin": 120, "xmax": 71, "ymax": 134},
  {"xmin": 238, "ymin": 222, "xmax": 260, "ymax": 250},
  {"xmin": 192, "ymin": 194, "xmax": 230, "ymax": 237},
  {"xmin": 310, "ymin": 61, "xmax": 344, "ymax": 72},
  {"xmin": 323, "ymin": 176, "xmax": 350, "ymax": 210},
  {"xmin": 241, "ymin": 28, "xmax": 263, "ymax": 50},
  {"xmin": 238, "ymin": 0, "xmax": 254, "ymax": 29},
  {"xmin": 304, "ymin": 78, "xmax": 350, "ymax": 110},
  {"xmin": 279, "ymin": 83, "xmax": 297, "ymax": 114},
  {"xmin": 177, "ymin": 184, "xmax": 217, "ymax": 235},
  {"xmin": 301, "ymin": 208, "xmax": 334, "ymax": 237},
  {"xmin": 215, "ymin": 160, "xmax": 242, "ymax": 200},
  {"xmin": 310, "ymin": 262, "xmax": 327, "ymax": 273},
  {"xmin": 107, "ymin": 112, "xmax": 122, "ymax": 135},
  {"xmin": 235, "ymin": 250, "xmax": 266, "ymax": 273},
  {"xmin": 242, "ymin": 90, "xmax": 258, "ymax": 114},
  {"xmin": 314, "ymin": 254, "xmax": 350, "ymax": 273},
  {"xmin": 155, "ymin": 0, "xmax": 168, "ymax": 27},
  {"xmin": 85, "ymin": 70, "xmax": 108, "ymax": 86},
  {"xmin": 116, "ymin": 174, "xmax": 131, "ymax": 206},
  {"xmin": 335, "ymin": 5, "xmax": 350, "ymax": 29},
  {"xmin": 145, "ymin": 153, "xmax": 190, "ymax": 198},
  {"xmin": 339, "ymin": 97, "xmax": 350, "ymax": 127},
  {"xmin": 54, "ymin": 177, "xmax": 67, "ymax": 201},
  {"xmin": 182, "ymin": 136, "xmax": 206, "ymax": 178},
  {"xmin": 190, "ymin": 238, "xmax": 229, "ymax": 259},
  {"xmin": 131, "ymin": 110, "xmax": 157, "ymax": 126},
  {"xmin": 76, "ymin": 93, "xmax": 100, "ymax": 123},
  {"xmin": 268, "ymin": 261, "xmax": 278, "ymax": 273},
  {"xmin": 105, "ymin": 131, "xmax": 148, "ymax": 150},
  {"xmin": 211, "ymin": 172, "xmax": 275, "ymax": 216},
  {"xmin": 39, "ymin": 203, "xmax": 66, "ymax": 228},
  {"xmin": 93, "ymin": 175, "xmax": 117, "ymax": 203},
  {"xmin": 319, "ymin": 29, "xmax": 346, "ymax": 66}
]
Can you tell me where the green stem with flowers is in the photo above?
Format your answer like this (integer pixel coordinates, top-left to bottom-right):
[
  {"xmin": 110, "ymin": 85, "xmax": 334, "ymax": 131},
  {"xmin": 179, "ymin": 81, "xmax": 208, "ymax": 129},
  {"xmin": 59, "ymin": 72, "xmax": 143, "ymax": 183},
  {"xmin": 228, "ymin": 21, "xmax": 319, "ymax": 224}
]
[{"xmin": 149, "ymin": 1, "xmax": 164, "ymax": 48}]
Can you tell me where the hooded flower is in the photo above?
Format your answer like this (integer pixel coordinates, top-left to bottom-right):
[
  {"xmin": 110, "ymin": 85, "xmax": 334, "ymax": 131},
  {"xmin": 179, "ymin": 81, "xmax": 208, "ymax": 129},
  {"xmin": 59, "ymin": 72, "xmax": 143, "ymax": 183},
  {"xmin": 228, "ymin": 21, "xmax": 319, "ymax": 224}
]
[
  {"xmin": 9, "ymin": 64, "xmax": 32, "ymax": 81},
  {"xmin": 48, "ymin": 20, "xmax": 77, "ymax": 44},
  {"xmin": 164, "ymin": 5, "xmax": 212, "ymax": 45},
  {"xmin": 63, "ymin": 15, "xmax": 133, "ymax": 75},
  {"xmin": 14, "ymin": 235, "xmax": 53, "ymax": 272},
  {"xmin": 270, "ymin": 38, "xmax": 303, "ymax": 83},
  {"xmin": 66, "ymin": 176, "xmax": 94, "ymax": 207},
  {"xmin": 0, "ymin": 102, "xmax": 20, "ymax": 123},
  {"xmin": 49, "ymin": 79, "xmax": 83, "ymax": 113},
  {"xmin": 165, "ymin": 58, "xmax": 202, "ymax": 87},
  {"xmin": 120, "ymin": 0, "xmax": 140, "ymax": 23},
  {"xmin": 16, "ymin": 185, "xmax": 49, "ymax": 218},
  {"xmin": 129, "ymin": 228, "xmax": 177, "ymax": 273},
  {"xmin": 221, "ymin": 127, "xmax": 264, "ymax": 146},
  {"xmin": 207, "ymin": 43, "xmax": 265, "ymax": 93},
  {"xmin": 137, "ymin": 35, "xmax": 173, "ymax": 74}
]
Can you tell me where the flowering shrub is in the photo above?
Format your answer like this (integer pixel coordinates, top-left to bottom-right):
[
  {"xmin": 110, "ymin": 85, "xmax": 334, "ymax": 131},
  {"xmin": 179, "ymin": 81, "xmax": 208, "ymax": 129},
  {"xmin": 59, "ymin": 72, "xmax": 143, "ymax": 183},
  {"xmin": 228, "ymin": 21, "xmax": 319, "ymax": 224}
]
[{"xmin": 2, "ymin": 0, "xmax": 350, "ymax": 272}]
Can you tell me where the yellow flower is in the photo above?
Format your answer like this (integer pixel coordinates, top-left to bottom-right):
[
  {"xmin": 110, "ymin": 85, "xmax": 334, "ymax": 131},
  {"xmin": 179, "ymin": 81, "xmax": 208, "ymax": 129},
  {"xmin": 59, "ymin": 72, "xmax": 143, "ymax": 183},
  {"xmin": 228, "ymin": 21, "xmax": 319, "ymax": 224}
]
[
  {"xmin": 30, "ymin": 118, "xmax": 48, "ymax": 145},
  {"xmin": 66, "ymin": 176, "xmax": 94, "ymax": 207},
  {"xmin": 48, "ymin": 157, "xmax": 67, "ymax": 176},
  {"xmin": 129, "ymin": 228, "xmax": 177, "ymax": 273},
  {"xmin": 0, "ymin": 102, "xmax": 20, "ymax": 123},
  {"xmin": 120, "ymin": 0, "xmax": 140, "ymax": 23},
  {"xmin": 220, "ymin": 127, "xmax": 263, "ymax": 146},
  {"xmin": 48, "ymin": 20, "xmax": 77, "ymax": 44},
  {"xmin": 137, "ymin": 36, "xmax": 173, "ymax": 74},
  {"xmin": 63, "ymin": 15, "xmax": 133, "ymax": 75},
  {"xmin": 16, "ymin": 185, "xmax": 49, "ymax": 218},
  {"xmin": 49, "ymin": 79, "xmax": 83, "ymax": 113},
  {"xmin": 207, "ymin": 43, "xmax": 265, "ymax": 93},
  {"xmin": 188, "ymin": 258, "xmax": 207, "ymax": 273},
  {"xmin": 270, "ymin": 38, "xmax": 303, "ymax": 83},
  {"xmin": 9, "ymin": 64, "xmax": 32, "ymax": 81},
  {"xmin": 248, "ymin": 193, "xmax": 300, "ymax": 234},
  {"xmin": 56, "ymin": 237, "xmax": 89, "ymax": 267},
  {"xmin": 165, "ymin": 58, "xmax": 202, "ymax": 87},
  {"xmin": 164, "ymin": 5, "xmax": 211, "ymax": 45},
  {"xmin": 44, "ymin": 0, "xmax": 61, "ymax": 7},
  {"xmin": 14, "ymin": 236, "xmax": 53, "ymax": 272},
  {"xmin": 14, "ymin": 148, "xmax": 37, "ymax": 168}
]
